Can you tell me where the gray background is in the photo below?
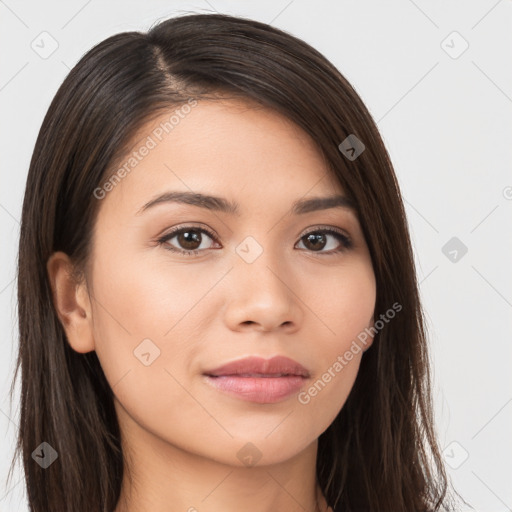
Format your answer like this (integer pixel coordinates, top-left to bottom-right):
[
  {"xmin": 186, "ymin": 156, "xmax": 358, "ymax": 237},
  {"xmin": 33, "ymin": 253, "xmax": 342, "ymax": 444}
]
[{"xmin": 1, "ymin": 1, "xmax": 511, "ymax": 510}]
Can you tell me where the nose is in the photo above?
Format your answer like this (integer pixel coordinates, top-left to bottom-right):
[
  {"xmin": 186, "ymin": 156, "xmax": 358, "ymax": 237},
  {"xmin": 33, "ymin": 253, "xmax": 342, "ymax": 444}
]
[{"xmin": 222, "ymin": 247, "xmax": 303, "ymax": 333}]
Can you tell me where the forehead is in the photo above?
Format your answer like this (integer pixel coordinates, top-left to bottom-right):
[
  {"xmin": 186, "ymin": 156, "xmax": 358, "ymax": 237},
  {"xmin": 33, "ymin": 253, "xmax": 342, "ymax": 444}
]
[{"xmin": 97, "ymin": 98, "xmax": 348, "ymax": 219}]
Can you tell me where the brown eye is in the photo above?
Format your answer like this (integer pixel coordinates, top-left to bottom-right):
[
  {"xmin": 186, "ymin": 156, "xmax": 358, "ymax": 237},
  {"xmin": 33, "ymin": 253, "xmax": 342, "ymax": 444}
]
[
  {"xmin": 296, "ymin": 228, "xmax": 352, "ymax": 254},
  {"xmin": 158, "ymin": 226, "xmax": 218, "ymax": 256},
  {"xmin": 157, "ymin": 225, "xmax": 352, "ymax": 257},
  {"xmin": 173, "ymin": 229, "xmax": 205, "ymax": 251}
]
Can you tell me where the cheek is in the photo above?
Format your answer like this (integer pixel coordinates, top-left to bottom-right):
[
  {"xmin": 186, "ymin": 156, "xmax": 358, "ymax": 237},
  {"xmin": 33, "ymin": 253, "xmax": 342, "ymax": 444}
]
[
  {"xmin": 296, "ymin": 260, "xmax": 375, "ymax": 423},
  {"xmin": 89, "ymin": 244, "xmax": 212, "ymax": 350},
  {"xmin": 89, "ymin": 255, "xmax": 212, "ymax": 452},
  {"xmin": 88, "ymin": 249, "xmax": 226, "ymax": 423},
  {"xmin": 312, "ymin": 258, "xmax": 376, "ymax": 347}
]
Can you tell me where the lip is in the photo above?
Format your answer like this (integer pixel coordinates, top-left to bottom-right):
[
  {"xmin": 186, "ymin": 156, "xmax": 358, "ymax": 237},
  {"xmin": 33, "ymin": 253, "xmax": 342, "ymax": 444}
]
[{"xmin": 203, "ymin": 356, "xmax": 310, "ymax": 404}]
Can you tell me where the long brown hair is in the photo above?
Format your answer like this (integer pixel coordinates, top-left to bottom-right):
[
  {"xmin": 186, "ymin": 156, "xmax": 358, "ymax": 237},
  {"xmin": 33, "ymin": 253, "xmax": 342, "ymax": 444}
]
[{"xmin": 9, "ymin": 12, "xmax": 468, "ymax": 512}]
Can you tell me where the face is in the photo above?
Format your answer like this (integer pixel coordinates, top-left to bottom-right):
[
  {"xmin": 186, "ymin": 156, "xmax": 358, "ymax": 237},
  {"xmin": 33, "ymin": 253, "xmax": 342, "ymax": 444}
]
[{"xmin": 68, "ymin": 98, "xmax": 376, "ymax": 467}]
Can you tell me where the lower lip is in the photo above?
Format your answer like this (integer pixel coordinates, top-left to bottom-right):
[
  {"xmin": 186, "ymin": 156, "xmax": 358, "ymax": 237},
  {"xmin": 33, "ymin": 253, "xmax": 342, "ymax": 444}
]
[{"xmin": 203, "ymin": 375, "xmax": 307, "ymax": 404}]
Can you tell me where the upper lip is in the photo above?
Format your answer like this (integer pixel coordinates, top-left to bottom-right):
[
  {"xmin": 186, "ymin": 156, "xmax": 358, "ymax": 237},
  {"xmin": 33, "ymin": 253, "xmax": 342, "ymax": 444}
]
[{"xmin": 203, "ymin": 355, "xmax": 310, "ymax": 378}]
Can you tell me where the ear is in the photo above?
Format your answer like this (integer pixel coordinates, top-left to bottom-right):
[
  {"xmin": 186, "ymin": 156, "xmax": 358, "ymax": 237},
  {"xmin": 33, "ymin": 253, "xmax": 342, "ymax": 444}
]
[{"xmin": 46, "ymin": 251, "xmax": 95, "ymax": 353}]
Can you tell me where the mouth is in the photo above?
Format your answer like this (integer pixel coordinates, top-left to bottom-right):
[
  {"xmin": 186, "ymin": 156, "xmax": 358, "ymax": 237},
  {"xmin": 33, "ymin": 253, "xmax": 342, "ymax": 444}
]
[
  {"xmin": 203, "ymin": 355, "xmax": 310, "ymax": 378},
  {"xmin": 202, "ymin": 356, "xmax": 310, "ymax": 404}
]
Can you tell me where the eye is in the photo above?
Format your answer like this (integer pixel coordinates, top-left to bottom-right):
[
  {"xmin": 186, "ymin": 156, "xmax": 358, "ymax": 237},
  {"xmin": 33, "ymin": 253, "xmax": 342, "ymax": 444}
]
[
  {"xmin": 157, "ymin": 224, "xmax": 353, "ymax": 257},
  {"xmin": 157, "ymin": 225, "xmax": 218, "ymax": 257},
  {"xmin": 295, "ymin": 227, "xmax": 353, "ymax": 254}
]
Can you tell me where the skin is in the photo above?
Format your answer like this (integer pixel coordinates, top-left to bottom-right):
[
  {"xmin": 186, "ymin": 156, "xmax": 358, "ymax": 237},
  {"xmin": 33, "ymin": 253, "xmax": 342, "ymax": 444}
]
[{"xmin": 47, "ymin": 98, "xmax": 376, "ymax": 512}]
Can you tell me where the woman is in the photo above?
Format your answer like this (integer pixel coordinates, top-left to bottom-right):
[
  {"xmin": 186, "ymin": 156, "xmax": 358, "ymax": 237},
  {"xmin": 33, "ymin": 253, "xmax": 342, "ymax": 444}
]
[{"xmin": 9, "ymin": 12, "xmax": 466, "ymax": 512}]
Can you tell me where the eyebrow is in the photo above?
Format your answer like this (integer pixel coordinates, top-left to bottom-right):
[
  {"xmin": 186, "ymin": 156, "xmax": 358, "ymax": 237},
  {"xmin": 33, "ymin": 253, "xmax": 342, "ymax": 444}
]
[{"xmin": 136, "ymin": 191, "xmax": 356, "ymax": 216}]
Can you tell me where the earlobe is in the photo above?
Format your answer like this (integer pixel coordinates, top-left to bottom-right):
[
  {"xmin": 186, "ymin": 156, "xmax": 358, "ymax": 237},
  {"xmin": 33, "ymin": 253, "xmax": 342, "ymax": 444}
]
[{"xmin": 46, "ymin": 251, "xmax": 95, "ymax": 353}]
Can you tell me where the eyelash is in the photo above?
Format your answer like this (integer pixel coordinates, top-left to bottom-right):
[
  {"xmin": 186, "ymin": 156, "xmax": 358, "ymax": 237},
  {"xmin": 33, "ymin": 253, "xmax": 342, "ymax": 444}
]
[{"xmin": 156, "ymin": 224, "xmax": 353, "ymax": 257}]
